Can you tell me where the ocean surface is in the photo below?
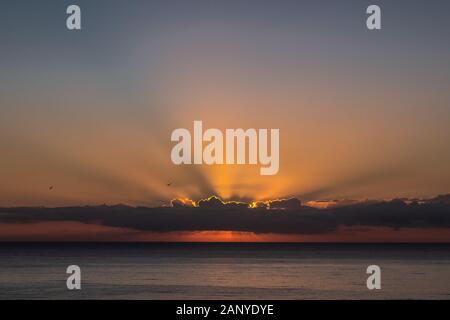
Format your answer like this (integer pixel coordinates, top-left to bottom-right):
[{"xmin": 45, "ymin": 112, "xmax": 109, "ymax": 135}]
[{"xmin": 0, "ymin": 243, "xmax": 449, "ymax": 300}]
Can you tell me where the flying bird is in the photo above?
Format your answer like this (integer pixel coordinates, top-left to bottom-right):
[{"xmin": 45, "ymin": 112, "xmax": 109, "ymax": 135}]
[
  {"xmin": 49, "ymin": 185, "xmax": 54, "ymax": 191},
  {"xmin": 167, "ymin": 182, "xmax": 172, "ymax": 187}
]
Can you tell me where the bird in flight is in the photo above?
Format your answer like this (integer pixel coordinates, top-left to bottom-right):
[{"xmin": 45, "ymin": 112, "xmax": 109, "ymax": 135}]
[
  {"xmin": 167, "ymin": 182, "xmax": 172, "ymax": 187},
  {"xmin": 49, "ymin": 185, "xmax": 54, "ymax": 191}
]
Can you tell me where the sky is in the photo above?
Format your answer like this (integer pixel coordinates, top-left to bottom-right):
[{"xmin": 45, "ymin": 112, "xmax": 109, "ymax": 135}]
[{"xmin": 0, "ymin": 1, "xmax": 449, "ymax": 241}]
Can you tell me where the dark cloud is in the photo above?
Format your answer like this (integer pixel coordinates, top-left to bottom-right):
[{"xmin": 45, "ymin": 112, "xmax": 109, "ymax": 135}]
[
  {"xmin": 334, "ymin": 197, "xmax": 450, "ymax": 229},
  {"xmin": 0, "ymin": 195, "xmax": 449, "ymax": 235},
  {"xmin": 197, "ymin": 196, "xmax": 248, "ymax": 209},
  {"xmin": 171, "ymin": 198, "xmax": 196, "ymax": 208},
  {"xmin": 268, "ymin": 198, "xmax": 301, "ymax": 209}
]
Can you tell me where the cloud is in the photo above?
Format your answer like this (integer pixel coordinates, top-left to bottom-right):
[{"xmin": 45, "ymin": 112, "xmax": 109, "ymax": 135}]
[
  {"xmin": 0, "ymin": 195, "xmax": 449, "ymax": 235},
  {"xmin": 171, "ymin": 198, "xmax": 197, "ymax": 208},
  {"xmin": 268, "ymin": 198, "xmax": 302, "ymax": 209},
  {"xmin": 197, "ymin": 196, "xmax": 248, "ymax": 209},
  {"xmin": 335, "ymin": 198, "xmax": 450, "ymax": 229}
]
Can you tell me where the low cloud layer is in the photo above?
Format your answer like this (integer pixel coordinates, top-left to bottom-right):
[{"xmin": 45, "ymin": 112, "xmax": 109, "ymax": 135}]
[{"xmin": 0, "ymin": 195, "xmax": 449, "ymax": 235}]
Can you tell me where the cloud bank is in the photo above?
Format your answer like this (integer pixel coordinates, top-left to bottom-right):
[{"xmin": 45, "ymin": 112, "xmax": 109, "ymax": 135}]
[{"xmin": 1, "ymin": 195, "xmax": 449, "ymax": 235}]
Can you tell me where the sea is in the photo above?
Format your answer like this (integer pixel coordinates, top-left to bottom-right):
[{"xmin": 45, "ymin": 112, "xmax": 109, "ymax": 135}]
[{"xmin": 0, "ymin": 243, "xmax": 449, "ymax": 300}]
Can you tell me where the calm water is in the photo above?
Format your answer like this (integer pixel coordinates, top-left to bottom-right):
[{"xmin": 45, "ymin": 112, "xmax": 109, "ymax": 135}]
[{"xmin": 0, "ymin": 243, "xmax": 449, "ymax": 300}]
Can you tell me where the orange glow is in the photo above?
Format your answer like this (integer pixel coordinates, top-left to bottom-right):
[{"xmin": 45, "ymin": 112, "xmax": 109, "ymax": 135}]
[
  {"xmin": 171, "ymin": 197, "xmax": 198, "ymax": 207},
  {"xmin": 305, "ymin": 200, "xmax": 337, "ymax": 209},
  {"xmin": 1, "ymin": 222, "xmax": 450, "ymax": 243}
]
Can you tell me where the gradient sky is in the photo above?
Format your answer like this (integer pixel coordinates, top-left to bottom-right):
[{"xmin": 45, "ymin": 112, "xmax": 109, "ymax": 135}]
[{"xmin": 1, "ymin": 0, "xmax": 450, "ymax": 208}]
